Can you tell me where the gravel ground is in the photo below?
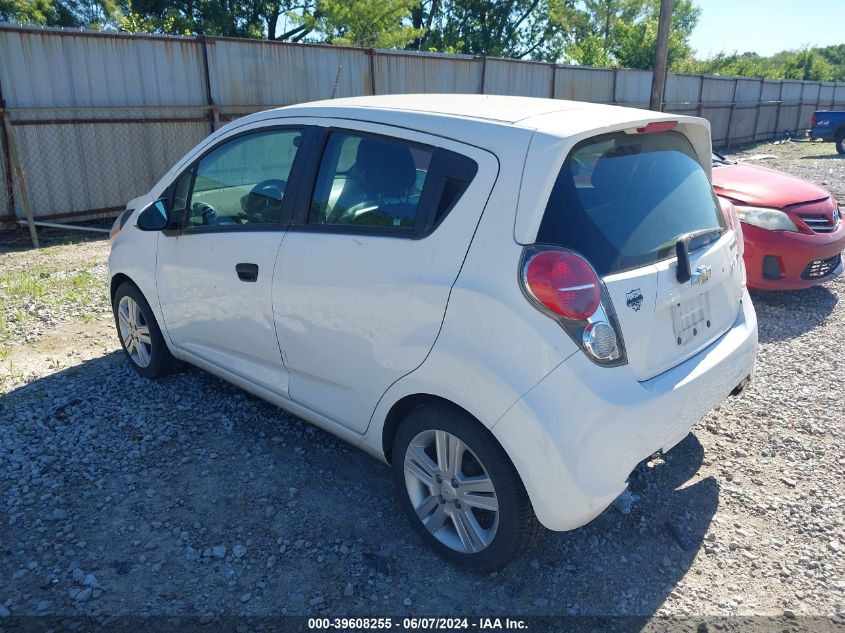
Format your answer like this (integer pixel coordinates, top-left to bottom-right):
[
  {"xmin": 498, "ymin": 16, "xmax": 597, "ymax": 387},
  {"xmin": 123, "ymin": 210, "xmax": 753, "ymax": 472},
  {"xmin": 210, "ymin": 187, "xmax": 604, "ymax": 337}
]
[{"xmin": 0, "ymin": 142, "xmax": 843, "ymax": 627}]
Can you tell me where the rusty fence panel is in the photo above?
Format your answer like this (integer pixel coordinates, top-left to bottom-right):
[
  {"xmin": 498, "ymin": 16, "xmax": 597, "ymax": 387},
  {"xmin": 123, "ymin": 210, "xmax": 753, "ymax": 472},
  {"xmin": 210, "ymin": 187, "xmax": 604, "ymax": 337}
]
[
  {"xmin": 1, "ymin": 23, "xmax": 845, "ymax": 223},
  {"xmin": 208, "ymin": 37, "xmax": 372, "ymax": 109},
  {"xmin": 664, "ymin": 73, "xmax": 701, "ymax": 116},
  {"xmin": 0, "ymin": 25, "xmax": 211, "ymax": 221},
  {"xmin": 483, "ymin": 58, "xmax": 554, "ymax": 97},
  {"xmin": 553, "ymin": 66, "xmax": 614, "ymax": 103},
  {"xmin": 372, "ymin": 49, "xmax": 481, "ymax": 95},
  {"xmin": 5, "ymin": 110, "xmax": 210, "ymax": 221},
  {"xmin": 613, "ymin": 68, "xmax": 652, "ymax": 108},
  {"xmin": 754, "ymin": 80, "xmax": 783, "ymax": 142}
]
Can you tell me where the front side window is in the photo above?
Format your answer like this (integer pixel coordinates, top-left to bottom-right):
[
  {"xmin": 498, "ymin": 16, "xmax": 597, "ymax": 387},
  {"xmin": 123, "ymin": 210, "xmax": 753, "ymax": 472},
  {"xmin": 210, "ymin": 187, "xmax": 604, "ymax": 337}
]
[
  {"xmin": 538, "ymin": 130, "xmax": 726, "ymax": 276},
  {"xmin": 308, "ymin": 132, "xmax": 433, "ymax": 229},
  {"xmin": 187, "ymin": 128, "xmax": 302, "ymax": 228}
]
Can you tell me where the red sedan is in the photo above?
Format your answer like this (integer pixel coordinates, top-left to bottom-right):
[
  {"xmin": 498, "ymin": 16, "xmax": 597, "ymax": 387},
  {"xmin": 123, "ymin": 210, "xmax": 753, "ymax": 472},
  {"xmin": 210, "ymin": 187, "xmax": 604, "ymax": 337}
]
[{"xmin": 712, "ymin": 154, "xmax": 844, "ymax": 291}]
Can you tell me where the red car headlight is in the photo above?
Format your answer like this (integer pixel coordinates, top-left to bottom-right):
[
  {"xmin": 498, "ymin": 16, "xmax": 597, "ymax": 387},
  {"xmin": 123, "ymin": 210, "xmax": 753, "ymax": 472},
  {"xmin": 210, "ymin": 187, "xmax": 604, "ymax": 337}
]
[{"xmin": 735, "ymin": 206, "xmax": 799, "ymax": 232}]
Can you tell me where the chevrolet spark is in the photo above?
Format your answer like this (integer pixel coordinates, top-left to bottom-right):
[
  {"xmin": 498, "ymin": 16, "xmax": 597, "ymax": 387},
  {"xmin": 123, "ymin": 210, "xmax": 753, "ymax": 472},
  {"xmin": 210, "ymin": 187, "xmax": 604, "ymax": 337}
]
[{"xmin": 109, "ymin": 95, "xmax": 758, "ymax": 569}]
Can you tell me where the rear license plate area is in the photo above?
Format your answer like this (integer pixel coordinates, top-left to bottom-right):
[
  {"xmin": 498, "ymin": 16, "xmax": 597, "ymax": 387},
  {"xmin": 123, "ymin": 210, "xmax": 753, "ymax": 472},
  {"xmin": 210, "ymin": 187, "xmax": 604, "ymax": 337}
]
[{"xmin": 670, "ymin": 292, "xmax": 711, "ymax": 346}]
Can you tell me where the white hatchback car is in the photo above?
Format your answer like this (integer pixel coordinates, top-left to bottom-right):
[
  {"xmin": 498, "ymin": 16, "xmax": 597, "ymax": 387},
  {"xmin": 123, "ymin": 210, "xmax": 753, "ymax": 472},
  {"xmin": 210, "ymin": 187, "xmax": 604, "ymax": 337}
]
[{"xmin": 109, "ymin": 94, "xmax": 758, "ymax": 569}]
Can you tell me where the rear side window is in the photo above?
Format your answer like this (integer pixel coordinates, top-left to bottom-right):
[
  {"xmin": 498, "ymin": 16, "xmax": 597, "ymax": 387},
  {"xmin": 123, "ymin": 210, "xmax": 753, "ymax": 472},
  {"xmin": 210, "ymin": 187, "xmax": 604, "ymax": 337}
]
[
  {"xmin": 309, "ymin": 132, "xmax": 433, "ymax": 229},
  {"xmin": 537, "ymin": 130, "xmax": 725, "ymax": 276},
  {"xmin": 304, "ymin": 130, "xmax": 479, "ymax": 237}
]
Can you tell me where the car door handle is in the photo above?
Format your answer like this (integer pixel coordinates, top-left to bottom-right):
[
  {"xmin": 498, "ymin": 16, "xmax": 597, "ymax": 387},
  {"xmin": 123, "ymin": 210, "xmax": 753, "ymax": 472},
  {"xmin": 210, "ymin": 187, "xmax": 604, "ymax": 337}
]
[{"xmin": 235, "ymin": 263, "xmax": 259, "ymax": 282}]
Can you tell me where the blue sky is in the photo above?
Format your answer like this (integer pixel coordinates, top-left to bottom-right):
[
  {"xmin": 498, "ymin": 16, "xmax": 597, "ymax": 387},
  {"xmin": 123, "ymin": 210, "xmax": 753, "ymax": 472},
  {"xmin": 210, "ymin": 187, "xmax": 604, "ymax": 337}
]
[{"xmin": 689, "ymin": 0, "xmax": 845, "ymax": 57}]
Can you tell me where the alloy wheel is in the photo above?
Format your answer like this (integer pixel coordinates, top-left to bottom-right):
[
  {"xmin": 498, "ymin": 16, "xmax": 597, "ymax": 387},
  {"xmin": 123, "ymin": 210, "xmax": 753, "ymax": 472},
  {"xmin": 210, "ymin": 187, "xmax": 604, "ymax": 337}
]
[
  {"xmin": 403, "ymin": 429, "xmax": 499, "ymax": 554},
  {"xmin": 117, "ymin": 295, "xmax": 152, "ymax": 368}
]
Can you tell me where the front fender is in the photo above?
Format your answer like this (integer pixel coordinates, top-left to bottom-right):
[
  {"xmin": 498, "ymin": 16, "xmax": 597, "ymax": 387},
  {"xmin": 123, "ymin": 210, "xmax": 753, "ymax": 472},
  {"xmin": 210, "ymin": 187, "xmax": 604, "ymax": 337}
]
[{"xmin": 108, "ymin": 228, "xmax": 171, "ymax": 348}]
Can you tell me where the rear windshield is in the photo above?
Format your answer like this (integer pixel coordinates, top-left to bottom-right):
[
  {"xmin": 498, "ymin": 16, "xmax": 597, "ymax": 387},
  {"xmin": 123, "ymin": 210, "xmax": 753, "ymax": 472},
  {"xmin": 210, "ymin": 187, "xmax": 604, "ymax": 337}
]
[{"xmin": 536, "ymin": 130, "xmax": 725, "ymax": 276}]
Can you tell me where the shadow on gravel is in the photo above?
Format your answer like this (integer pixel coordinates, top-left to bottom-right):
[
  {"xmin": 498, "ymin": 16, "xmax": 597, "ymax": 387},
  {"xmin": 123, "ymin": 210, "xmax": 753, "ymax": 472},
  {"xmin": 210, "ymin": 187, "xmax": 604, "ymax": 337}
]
[
  {"xmin": 2, "ymin": 353, "xmax": 718, "ymax": 621},
  {"xmin": 505, "ymin": 432, "xmax": 720, "ymax": 622},
  {"xmin": 799, "ymin": 154, "xmax": 844, "ymax": 160},
  {"xmin": 751, "ymin": 286, "xmax": 838, "ymax": 343}
]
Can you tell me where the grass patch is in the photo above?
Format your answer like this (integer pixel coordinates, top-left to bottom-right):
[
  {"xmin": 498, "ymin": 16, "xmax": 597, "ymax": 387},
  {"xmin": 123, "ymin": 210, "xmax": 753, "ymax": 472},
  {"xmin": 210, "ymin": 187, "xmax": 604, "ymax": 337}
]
[
  {"xmin": 0, "ymin": 267, "xmax": 52, "ymax": 300},
  {"xmin": 62, "ymin": 270, "xmax": 98, "ymax": 304},
  {"xmin": 0, "ymin": 245, "xmax": 110, "ymax": 344}
]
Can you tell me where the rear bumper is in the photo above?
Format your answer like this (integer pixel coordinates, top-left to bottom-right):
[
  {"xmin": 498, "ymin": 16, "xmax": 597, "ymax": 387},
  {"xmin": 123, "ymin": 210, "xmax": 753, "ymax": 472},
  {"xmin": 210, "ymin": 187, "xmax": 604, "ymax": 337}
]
[
  {"xmin": 742, "ymin": 221, "xmax": 845, "ymax": 291},
  {"xmin": 809, "ymin": 130, "xmax": 835, "ymax": 142},
  {"xmin": 492, "ymin": 291, "xmax": 758, "ymax": 532}
]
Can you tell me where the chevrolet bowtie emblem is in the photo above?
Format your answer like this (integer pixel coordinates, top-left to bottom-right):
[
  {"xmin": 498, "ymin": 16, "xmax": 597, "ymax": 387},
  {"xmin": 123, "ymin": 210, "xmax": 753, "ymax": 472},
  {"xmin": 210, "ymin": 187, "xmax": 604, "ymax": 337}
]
[{"xmin": 691, "ymin": 264, "xmax": 712, "ymax": 285}]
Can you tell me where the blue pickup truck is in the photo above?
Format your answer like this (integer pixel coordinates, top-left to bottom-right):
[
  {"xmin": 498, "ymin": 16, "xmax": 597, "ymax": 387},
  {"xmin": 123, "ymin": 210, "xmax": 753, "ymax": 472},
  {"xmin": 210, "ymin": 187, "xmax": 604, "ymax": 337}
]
[{"xmin": 810, "ymin": 111, "xmax": 845, "ymax": 154}]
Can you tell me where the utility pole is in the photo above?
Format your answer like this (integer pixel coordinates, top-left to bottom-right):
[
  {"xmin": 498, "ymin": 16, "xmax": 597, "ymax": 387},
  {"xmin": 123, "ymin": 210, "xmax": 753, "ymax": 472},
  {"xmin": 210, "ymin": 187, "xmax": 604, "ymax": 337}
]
[{"xmin": 649, "ymin": 0, "xmax": 674, "ymax": 112}]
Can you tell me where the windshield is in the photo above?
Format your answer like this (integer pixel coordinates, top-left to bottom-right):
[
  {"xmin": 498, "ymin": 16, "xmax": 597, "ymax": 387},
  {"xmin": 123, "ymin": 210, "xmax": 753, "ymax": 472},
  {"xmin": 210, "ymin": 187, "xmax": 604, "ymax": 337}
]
[{"xmin": 537, "ymin": 131, "xmax": 727, "ymax": 276}]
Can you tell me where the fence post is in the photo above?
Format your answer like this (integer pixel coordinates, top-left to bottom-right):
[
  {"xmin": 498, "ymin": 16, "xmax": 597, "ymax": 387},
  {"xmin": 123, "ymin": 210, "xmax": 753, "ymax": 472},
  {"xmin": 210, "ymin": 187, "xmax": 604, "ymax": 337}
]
[
  {"xmin": 725, "ymin": 78, "xmax": 739, "ymax": 151},
  {"xmin": 751, "ymin": 78, "xmax": 764, "ymax": 143},
  {"xmin": 611, "ymin": 68, "xmax": 618, "ymax": 104},
  {"xmin": 549, "ymin": 63, "xmax": 556, "ymax": 99},
  {"xmin": 2, "ymin": 110, "xmax": 38, "ymax": 248},
  {"xmin": 198, "ymin": 36, "xmax": 218, "ymax": 132},
  {"xmin": 369, "ymin": 49, "xmax": 377, "ymax": 95},
  {"xmin": 479, "ymin": 55, "xmax": 487, "ymax": 94},
  {"xmin": 695, "ymin": 75, "xmax": 704, "ymax": 117},
  {"xmin": 0, "ymin": 75, "xmax": 15, "ymax": 224}
]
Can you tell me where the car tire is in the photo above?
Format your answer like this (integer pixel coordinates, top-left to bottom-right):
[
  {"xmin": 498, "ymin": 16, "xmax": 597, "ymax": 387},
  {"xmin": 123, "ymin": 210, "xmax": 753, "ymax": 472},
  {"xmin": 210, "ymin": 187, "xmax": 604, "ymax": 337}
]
[
  {"xmin": 836, "ymin": 131, "xmax": 845, "ymax": 155},
  {"xmin": 391, "ymin": 402, "xmax": 540, "ymax": 570},
  {"xmin": 112, "ymin": 281, "xmax": 174, "ymax": 378}
]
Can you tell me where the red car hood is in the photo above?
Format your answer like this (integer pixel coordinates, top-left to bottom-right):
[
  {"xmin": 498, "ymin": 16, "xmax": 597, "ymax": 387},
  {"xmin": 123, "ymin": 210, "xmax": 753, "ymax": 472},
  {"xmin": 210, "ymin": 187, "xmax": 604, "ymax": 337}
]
[{"xmin": 712, "ymin": 162, "xmax": 831, "ymax": 208}]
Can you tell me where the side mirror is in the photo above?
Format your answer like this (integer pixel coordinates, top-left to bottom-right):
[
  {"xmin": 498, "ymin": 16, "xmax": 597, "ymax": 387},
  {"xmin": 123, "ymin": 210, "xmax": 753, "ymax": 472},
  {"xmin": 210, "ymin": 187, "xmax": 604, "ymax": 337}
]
[{"xmin": 136, "ymin": 199, "xmax": 171, "ymax": 231}]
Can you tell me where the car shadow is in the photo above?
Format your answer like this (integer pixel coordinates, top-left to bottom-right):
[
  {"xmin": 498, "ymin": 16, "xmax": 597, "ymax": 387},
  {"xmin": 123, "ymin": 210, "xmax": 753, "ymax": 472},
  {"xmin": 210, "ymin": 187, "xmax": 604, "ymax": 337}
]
[
  {"xmin": 475, "ymin": 433, "xmax": 719, "ymax": 622},
  {"xmin": 1, "ymin": 352, "xmax": 719, "ymax": 624},
  {"xmin": 750, "ymin": 285, "xmax": 838, "ymax": 343}
]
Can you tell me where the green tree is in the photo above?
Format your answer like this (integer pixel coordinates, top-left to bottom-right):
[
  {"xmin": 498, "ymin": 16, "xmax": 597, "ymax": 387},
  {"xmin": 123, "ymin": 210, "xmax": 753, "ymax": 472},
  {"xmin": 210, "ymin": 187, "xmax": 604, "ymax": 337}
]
[
  {"xmin": 0, "ymin": 0, "xmax": 55, "ymax": 24},
  {"xmin": 674, "ymin": 46, "xmax": 843, "ymax": 82},
  {"xmin": 567, "ymin": 34, "xmax": 613, "ymax": 66},
  {"xmin": 568, "ymin": 0, "xmax": 699, "ymax": 69},
  {"xmin": 816, "ymin": 44, "xmax": 845, "ymax": 81},
  {"xmin": 2, "ymin": 0, "xmax": 120, "ymax": 27},
  {"xmin": 303, "ymin": 0, "xmax": 423, "ymax": 48},
  {"xmin": 413, "ymin": 0, "xmax": 579, "ymax": 61},
  {"xmin": 781, "ymin": 49, "xmax": 834, "ymax": 81},
  {"xmin": 116, "ymin": 0, "xmax": 318, "ymax": 40},
  {"xmin": 613, "ymin": 0, "xmax": 699, "ymax": 69}
]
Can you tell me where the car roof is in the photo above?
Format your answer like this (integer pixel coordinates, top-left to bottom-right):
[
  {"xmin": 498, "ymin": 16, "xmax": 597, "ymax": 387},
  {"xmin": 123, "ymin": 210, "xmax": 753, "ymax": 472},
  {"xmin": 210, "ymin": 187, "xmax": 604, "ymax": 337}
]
[
  {"xmin": 236, "ymin": 94, "xmax": 692, "ymax": 141},
  {"xmin": 282, "ymin": 94, "xmax": 588, "ymax": 124}
]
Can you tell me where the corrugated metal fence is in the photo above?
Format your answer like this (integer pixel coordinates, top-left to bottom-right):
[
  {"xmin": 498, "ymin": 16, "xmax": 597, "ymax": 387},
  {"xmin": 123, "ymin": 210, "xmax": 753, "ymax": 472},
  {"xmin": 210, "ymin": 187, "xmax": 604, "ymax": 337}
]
[{"xmin": 1, "ymin": 24, "xmax": 844, "ymax": 223}]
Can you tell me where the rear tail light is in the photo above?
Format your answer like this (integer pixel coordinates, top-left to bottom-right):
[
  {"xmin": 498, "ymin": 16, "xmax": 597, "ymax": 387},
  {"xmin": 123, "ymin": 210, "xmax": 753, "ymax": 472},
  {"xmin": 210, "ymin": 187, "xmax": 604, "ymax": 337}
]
[
  {"xmin": 811, "ymin": 113, "xmax": 817, "ymax": 128},
  {"xmin": 523, "ymin": 250, "xmax": 600, "ymax": 320},
  {"xmin": 521, "ymin": 247, "xmax": 626, "ymax": 366}
]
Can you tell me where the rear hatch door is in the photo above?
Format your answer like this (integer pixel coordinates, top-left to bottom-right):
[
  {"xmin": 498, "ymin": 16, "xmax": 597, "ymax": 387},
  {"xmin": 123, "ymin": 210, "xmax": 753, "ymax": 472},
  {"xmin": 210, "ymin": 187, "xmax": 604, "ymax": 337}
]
[
  {"xmin": 602, "ymin": 231, "xmax": 742, "ymax": 380},
  {"xmin": 535, "ymin": 127, "xmax": 743, "ymax": 380}
]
